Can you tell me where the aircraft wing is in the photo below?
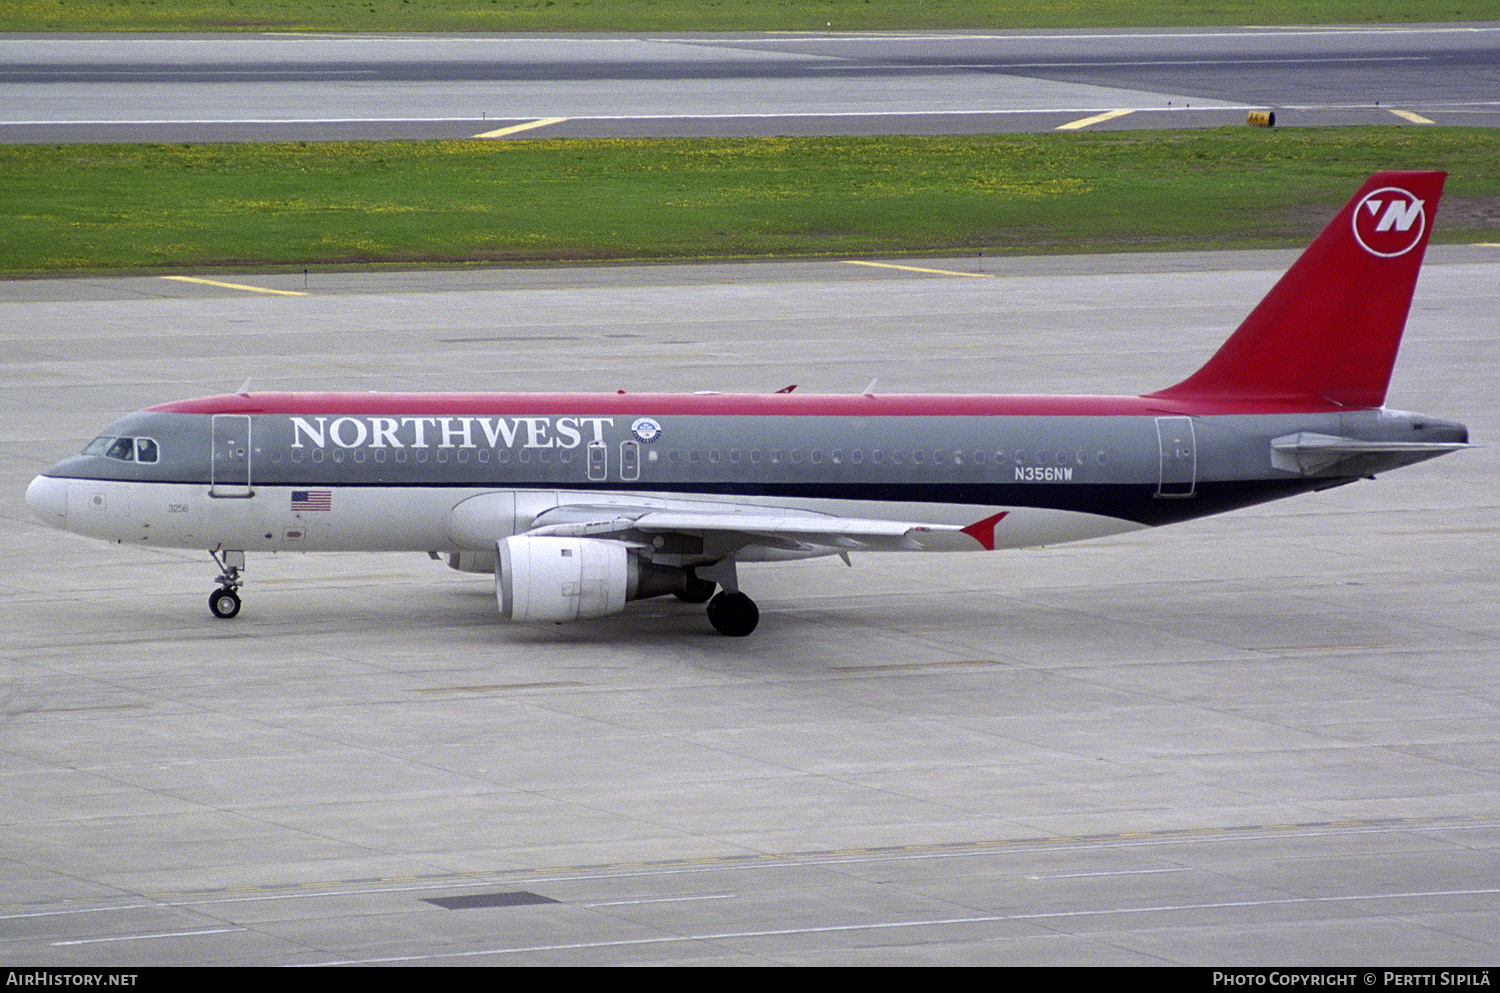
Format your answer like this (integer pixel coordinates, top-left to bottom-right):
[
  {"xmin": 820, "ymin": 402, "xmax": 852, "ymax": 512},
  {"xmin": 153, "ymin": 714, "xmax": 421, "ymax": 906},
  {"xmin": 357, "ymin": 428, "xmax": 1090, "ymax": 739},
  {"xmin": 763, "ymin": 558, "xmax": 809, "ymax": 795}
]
[{"xmin": 524, "ymin": 503, "xmax": 987, "ymax": 555}]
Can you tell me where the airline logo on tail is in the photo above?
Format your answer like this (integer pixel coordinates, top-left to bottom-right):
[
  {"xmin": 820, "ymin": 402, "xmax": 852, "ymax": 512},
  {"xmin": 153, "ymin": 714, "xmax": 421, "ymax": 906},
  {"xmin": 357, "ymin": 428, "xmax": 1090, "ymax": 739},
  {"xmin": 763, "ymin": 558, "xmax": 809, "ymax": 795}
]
[{"xmin": 1353, "ymin": 186, "xmax": 1427, "ymax": 258}]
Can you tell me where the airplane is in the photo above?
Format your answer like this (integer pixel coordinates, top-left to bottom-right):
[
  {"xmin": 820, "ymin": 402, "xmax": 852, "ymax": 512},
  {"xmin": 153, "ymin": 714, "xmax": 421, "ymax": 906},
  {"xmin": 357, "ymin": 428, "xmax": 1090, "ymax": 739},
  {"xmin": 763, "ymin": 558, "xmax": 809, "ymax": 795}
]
[{"xmin": 25, "ymin": 170, "xmax": 1470, "ymax": 636}]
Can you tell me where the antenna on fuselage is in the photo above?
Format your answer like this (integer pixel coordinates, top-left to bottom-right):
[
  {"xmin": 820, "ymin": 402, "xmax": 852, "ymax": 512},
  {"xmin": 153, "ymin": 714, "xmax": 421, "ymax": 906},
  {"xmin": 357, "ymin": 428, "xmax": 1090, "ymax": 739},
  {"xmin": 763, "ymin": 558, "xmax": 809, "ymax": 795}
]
[
  {"xmin": 237, "ymin": 377, "xmax": 252, "ymax": 397},
  {"xmin": 862, "ymin": 378, "xmax": 878, "ymax": 397}
]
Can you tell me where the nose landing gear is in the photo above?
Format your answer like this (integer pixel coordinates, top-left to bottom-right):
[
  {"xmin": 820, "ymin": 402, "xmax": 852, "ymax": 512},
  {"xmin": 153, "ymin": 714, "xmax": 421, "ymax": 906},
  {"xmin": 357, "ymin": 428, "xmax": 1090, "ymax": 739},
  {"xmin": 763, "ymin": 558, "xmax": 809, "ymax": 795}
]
[
  {"xmin": 209, "ymin": 586, "xmax": 241, "ymax": 619},
  {"xmin": 209, "ymin": 549, "xmax": 245, "ymax": 619}
]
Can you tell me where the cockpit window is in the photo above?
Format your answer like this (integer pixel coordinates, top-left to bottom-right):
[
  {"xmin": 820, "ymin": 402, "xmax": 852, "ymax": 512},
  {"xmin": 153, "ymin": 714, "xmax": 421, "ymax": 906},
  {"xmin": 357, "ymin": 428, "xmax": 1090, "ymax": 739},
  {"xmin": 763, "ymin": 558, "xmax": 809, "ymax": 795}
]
[{"xmin": 82, "ymin": 436, "xmax": 159, "ymax": 464}]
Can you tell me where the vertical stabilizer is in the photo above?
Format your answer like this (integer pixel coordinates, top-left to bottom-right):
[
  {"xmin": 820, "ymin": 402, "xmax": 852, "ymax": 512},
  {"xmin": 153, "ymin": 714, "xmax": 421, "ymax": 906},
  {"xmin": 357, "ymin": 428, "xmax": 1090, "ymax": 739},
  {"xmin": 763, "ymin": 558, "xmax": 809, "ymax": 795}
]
[{"xmin": 1147, "ymin": 170, "xmax": 1445, "ymax": 408}]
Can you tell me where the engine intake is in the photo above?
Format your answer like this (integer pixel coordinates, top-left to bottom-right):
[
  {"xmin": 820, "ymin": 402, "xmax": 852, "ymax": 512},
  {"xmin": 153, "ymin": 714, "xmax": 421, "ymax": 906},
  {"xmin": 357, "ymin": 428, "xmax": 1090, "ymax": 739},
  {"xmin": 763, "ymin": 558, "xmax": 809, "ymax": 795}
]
[{"xmin": 496, "ymin": 535, "xmax": 687, "ymax": 622}]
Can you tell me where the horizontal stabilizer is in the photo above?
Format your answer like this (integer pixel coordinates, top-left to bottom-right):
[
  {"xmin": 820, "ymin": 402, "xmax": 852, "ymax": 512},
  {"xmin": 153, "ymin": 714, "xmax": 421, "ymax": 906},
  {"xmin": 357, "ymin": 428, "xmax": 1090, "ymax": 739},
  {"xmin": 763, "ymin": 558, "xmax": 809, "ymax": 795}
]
[{"xmin": 1271, "ymin": 432, "xmax": 1470, "ymax": 476}]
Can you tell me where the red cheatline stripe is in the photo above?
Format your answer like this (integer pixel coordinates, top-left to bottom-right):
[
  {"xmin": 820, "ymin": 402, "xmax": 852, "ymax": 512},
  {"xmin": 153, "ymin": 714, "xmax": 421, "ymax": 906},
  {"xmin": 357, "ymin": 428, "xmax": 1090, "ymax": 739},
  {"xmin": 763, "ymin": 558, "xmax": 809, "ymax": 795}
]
[{"xmin": 151, "ymin": 391, "xmax": 1345, "ymax": 418}]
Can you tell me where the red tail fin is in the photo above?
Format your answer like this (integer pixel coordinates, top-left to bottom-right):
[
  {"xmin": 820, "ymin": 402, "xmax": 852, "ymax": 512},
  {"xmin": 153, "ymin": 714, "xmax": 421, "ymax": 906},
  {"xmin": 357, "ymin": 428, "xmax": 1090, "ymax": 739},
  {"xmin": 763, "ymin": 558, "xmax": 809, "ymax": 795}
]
[{"xmin": 1147, "ymin": 170, "xmax": 1445, "ymax": 408}]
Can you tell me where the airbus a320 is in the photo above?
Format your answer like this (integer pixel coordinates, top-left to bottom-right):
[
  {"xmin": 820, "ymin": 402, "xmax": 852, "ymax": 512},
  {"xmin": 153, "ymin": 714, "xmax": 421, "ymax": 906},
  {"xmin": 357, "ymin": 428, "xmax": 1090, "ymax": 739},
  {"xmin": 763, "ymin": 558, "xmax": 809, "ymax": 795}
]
[{"xmin": 26, "ymin": 171, "xmax": 1470, "ymax": 636}]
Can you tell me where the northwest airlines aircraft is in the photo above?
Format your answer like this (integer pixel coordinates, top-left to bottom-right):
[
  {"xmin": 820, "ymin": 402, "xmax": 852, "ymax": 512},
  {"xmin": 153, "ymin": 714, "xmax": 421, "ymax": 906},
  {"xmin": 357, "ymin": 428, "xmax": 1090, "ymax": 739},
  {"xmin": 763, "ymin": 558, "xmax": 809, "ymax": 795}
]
[{"xmin": 26, "ymin": 171, "xmax": 1469, "ymax": 636}]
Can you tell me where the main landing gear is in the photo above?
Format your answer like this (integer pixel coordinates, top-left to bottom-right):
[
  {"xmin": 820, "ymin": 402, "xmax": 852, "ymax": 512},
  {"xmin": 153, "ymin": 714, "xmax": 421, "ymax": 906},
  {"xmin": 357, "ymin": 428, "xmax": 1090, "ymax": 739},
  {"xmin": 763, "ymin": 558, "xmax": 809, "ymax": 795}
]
[
  {"xmin": 208, "ymin": 549, "xmax": 244, "ymax": 619},
  {"xmin": 706, "ymin": 591, "xmax": 759, "ymax": 637},
  {"xmin": 668, "ymin": 570, "xmax": 757, "ymax": 635},
  {"xmin": 674, "ymin": 568, "xmax": 717, "ymax": 604},
  {"xmin": 683, "ymin": 561, "xmax": 759, "ymax": 636}
]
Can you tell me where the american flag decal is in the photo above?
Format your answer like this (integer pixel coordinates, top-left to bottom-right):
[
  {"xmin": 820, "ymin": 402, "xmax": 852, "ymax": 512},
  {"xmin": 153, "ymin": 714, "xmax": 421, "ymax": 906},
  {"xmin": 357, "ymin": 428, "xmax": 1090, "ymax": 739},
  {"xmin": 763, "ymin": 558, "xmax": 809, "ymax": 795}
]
[{"xmin": 291, "ymin": 490, "xmax": 332, "ymax": 511}]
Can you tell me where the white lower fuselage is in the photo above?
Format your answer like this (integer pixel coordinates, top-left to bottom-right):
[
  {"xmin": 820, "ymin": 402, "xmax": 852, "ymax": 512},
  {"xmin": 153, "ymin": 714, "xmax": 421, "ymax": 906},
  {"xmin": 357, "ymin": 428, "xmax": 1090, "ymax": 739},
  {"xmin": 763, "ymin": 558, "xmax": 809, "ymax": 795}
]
[{"xmin": 27, "ymin": 475, "xmax": 1147, "ymax": 559}]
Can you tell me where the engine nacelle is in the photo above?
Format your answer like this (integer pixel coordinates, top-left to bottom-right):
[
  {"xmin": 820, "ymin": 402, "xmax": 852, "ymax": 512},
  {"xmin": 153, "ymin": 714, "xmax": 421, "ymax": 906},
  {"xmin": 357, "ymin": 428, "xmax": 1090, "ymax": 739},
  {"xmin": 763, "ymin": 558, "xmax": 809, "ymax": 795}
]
[
  {"xmin": 498, "ymin": 535, "xmax": 627, "ymax": 622},
  {"xmin": 496, "ymin": 535, "xmax": 695, "ymax": 622},
  {"xmin": 444, "ymin": 550, "xmax": 497, "ymax": 574}
]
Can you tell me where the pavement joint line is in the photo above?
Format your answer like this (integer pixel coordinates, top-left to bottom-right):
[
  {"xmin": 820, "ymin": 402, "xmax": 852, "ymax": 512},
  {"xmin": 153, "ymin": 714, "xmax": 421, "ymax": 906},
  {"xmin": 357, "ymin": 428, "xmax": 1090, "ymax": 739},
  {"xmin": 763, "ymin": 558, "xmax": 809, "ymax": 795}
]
[{"xmin": 5, "ymin": 814, "xmax": 1492, "ymax": 915}]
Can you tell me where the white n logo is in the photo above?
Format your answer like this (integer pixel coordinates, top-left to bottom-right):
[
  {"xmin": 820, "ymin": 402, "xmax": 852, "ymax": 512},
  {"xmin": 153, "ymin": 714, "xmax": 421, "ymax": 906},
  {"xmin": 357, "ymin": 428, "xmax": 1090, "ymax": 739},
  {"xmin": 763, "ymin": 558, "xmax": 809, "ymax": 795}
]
[
  {"xmin": 1371, "ymin": 197, "xmax": 1424, "ymax": 232},
  {"xmin": 1353, "ymin": 187, "xmax": 1427, "ymax": 258}
]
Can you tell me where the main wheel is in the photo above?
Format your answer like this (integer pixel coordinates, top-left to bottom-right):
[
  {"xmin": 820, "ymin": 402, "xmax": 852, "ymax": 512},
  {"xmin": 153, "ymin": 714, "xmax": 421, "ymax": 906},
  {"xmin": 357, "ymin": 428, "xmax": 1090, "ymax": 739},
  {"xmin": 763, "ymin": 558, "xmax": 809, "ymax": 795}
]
[
  {"xmin": 209, "ymin": 587, "xmax": 241, "ymax": 619},
  {"xmin": 675, "ymin": 576, "xmax": 716, "ymax": 604},
  {"xmin": 706, "ymin": 591, "xmax": 758, "ymax": 637}
]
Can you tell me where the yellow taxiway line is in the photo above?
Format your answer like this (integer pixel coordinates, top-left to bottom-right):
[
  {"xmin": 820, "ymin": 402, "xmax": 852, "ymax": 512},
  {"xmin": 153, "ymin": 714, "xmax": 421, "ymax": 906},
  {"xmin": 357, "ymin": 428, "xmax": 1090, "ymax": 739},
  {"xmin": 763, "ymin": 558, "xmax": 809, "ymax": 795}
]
[
  {"xmin": 843, "ymin": 261, "xmax": 993, "ymax": 278},
  {"xmin": 472, "ymin": 117, "xmax": 569, "ymax": 139},
  {"xmin": 159, "ymin": 276, "xmax": 308, "ymax": 296},
  {"xmin": 1387, "ymin": 109, "xmax": 1435, "ymax": 125},
  {"xmin": 1056, "ymin": 109, "xmax": 1135, "ymax": 131}
]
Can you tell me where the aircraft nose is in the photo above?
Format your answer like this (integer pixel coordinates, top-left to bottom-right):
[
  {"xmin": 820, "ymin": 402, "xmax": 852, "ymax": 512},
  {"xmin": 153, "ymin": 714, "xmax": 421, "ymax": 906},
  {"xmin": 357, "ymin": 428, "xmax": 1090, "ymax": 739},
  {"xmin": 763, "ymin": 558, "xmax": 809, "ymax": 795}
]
[{"xmin": 26, "ymin": 474, "xmax": 67, "ymax": 523}]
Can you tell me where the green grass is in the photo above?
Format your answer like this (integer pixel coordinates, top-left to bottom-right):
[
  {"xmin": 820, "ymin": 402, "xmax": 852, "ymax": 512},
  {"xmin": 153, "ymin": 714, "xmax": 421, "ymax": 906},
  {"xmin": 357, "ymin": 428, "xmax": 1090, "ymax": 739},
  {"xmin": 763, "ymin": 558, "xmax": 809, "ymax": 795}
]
[
  {"xmin": 3, "ymin": 0, "xmax": 1498, "ymax": 33},
  {"xmin": 3, "ymin": 128, "xmax": 1497, "ymax": 274}
]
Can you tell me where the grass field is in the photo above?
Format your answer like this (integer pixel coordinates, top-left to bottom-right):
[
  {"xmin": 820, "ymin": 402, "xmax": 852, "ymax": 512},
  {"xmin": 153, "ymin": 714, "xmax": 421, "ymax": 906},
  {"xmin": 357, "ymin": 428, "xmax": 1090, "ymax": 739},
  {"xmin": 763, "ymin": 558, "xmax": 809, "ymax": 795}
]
[
  {"xmin": 4, "ymin": 128, "xmax": 1495, "ymax": 275},
  {"xmin": 3, "ymin": 0, "xmax": 1498, "ymax": 33}
]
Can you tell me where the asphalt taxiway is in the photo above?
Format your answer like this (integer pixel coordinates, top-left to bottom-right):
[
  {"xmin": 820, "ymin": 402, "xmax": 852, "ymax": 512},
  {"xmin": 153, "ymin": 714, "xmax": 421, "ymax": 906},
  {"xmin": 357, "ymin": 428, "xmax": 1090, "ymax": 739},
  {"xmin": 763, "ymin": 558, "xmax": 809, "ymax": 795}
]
[
  {"xmin": 1, "ymin": 251, "xmax": 1497, "ymax": 965},
  {"xmin": 5, "ymin": 25, "xmax": 1498, "ymax": 142}
]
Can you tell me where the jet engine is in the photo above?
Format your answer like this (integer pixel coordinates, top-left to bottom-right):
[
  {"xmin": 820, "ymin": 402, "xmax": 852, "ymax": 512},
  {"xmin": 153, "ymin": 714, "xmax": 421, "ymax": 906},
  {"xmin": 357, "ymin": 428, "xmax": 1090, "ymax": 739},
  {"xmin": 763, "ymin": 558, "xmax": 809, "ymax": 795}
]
[
  {"xmin": 496, "ymin": 535, "xmax": 689, "ymax": 622},
  {"xmin": 443, "ymin": 550, "xmax": 497, "ymax": 574}
]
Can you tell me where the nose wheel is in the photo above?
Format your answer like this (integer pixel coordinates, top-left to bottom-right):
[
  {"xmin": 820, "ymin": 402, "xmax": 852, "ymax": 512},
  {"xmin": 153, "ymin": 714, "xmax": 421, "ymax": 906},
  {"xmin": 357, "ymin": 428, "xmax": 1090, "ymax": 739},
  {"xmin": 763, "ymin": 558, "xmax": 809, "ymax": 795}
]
[
  {"xmin": 208, "ymin": 549, "xmax": 245, "ymax": 620},
  {"xmin": 209, "ymin": 587, "xmax": 242, "ymax": 619}
]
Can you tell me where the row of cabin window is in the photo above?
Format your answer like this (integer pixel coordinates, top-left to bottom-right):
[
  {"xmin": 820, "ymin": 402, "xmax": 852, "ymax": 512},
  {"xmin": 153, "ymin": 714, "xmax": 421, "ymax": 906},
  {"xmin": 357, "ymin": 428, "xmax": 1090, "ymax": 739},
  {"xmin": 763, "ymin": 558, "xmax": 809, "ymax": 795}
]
[
  {"xmin": 274, "ymin": 446, "xmax": 1110, "ymax": 468},
  {"xmin": 664, "ymin": 448, "xmax": 1110, "ymax": 467}
]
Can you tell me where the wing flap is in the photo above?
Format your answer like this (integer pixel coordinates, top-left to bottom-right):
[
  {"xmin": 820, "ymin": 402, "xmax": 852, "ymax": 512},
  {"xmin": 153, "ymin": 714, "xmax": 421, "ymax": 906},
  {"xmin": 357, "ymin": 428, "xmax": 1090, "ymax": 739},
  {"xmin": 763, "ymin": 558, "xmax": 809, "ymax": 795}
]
[{"xmin": 526, "ymin": 503, "xmax": 983, "ymax": 555}]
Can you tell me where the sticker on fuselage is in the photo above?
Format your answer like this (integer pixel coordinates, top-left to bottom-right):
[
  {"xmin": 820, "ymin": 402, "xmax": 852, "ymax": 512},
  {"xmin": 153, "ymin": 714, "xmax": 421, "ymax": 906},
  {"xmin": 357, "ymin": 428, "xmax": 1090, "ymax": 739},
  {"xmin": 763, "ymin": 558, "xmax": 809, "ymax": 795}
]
[{"xmin": 631, "ymin": 418, "xmax": 662, "ymax": 443}]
